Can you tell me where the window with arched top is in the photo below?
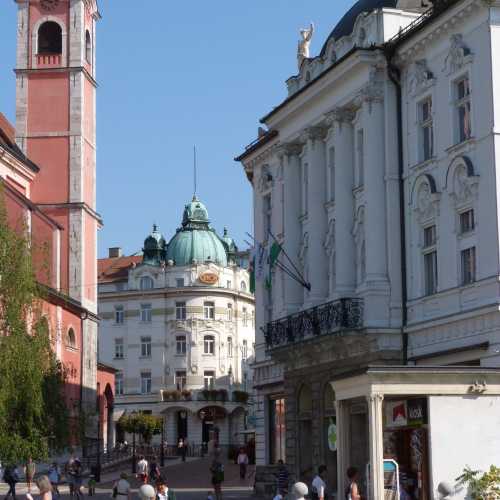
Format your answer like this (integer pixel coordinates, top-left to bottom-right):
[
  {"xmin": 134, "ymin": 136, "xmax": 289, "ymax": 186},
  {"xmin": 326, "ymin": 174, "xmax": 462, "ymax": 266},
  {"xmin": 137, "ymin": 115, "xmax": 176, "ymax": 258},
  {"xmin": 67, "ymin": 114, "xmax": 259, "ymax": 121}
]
[
  {"xmin": 67, "ymin": 328, "xmax": 76, "ymax": 348},
  {"xmin": 240, "ymin": 280, "xmax": 247, "ymax": 292},
  {"xmin": 85, "ymin": 30, "xmax": 92, "ymax": 63},
  {"xmin": 140, "ymin": 276, "xmax": 154, "ymax": 290},
  {"xmin": 38, "ymin": 21, "xmax": 62, "ymax": 54}
]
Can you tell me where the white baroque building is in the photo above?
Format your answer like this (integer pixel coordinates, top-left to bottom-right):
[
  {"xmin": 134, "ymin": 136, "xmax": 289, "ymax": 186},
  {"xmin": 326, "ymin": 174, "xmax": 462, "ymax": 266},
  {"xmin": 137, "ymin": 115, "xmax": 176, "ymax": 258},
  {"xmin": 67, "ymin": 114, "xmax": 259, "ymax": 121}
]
[
  {"xmin": 98, "ymin": 197, "xmax": 255, "ymax": 451},
  {"xmin": 237, "ymin": 1, "xmax": 500, "ymax": 498}
]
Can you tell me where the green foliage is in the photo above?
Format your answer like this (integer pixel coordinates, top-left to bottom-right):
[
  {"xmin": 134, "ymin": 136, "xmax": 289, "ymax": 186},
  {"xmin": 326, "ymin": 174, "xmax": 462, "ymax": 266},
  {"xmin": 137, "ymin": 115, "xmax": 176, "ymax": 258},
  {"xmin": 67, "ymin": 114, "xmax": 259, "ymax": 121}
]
[
  {"xmin": 456, "ymin": 465, "xmax": 500, "ymax": 499},
  {"xmin": 0, "ymin": 190, "xmax": 69, "ymax": 463},
  {"xmin": 118, "ymin": 413, "xmax": 162, "ymax": 444}
]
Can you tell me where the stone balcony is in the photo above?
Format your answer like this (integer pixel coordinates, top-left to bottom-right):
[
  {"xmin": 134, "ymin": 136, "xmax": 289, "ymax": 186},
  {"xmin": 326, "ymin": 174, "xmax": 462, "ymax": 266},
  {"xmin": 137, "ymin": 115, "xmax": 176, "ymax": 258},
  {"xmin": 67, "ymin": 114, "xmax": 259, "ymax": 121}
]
[
  {"xmin": 265, "ymin": 297, "xmax": 364, "ymax": 351},
  {"xmin": 160, "ymin": 387, "xmax": 250, "ymax": 405}
]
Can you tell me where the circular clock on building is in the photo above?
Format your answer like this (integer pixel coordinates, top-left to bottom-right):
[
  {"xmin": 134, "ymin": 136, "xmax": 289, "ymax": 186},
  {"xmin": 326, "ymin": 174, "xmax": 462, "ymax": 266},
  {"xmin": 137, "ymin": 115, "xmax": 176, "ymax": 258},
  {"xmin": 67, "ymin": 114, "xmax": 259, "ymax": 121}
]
[{"xmin": 40, "ymin": 0, "xmax": 59, "ymax": 11}]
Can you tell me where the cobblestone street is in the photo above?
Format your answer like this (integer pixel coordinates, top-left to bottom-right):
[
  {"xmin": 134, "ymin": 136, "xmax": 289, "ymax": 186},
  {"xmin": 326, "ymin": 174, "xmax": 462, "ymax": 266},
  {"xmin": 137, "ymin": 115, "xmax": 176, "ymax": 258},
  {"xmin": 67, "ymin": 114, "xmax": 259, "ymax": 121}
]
[{"xmin": 0, "ymin": 459, "xmax": 256, "ymax": 500}]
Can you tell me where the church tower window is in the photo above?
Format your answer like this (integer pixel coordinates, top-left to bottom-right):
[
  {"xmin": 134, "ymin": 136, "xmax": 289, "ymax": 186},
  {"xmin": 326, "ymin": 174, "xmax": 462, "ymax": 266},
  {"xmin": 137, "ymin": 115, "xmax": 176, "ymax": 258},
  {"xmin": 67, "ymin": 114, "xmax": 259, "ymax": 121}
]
[
  {"xmin": 38, "ymin": 22, "xmax": 62, "ymax": 54},
  {"xmin": 85, "ymin": 30, "xmax": 92, "ymax": 63}
]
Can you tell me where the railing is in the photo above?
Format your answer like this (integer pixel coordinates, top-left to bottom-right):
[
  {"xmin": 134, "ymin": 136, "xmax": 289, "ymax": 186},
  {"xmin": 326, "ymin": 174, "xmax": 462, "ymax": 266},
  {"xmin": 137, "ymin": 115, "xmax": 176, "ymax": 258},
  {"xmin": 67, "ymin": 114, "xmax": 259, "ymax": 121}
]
[
  {"xmin": 161, "ymin": 388, "xmax": 250, "ymax": 404},
  {"xmin": 36, "ymin": 54, "xmax": 62, "ymax": 66},
  {"xmin": 387, "ymin": 0, "xmax": 460, "ymax": 46},
  {"xmin": 265, "ymin": 298, "xmax": 363, "ymax": 350}
]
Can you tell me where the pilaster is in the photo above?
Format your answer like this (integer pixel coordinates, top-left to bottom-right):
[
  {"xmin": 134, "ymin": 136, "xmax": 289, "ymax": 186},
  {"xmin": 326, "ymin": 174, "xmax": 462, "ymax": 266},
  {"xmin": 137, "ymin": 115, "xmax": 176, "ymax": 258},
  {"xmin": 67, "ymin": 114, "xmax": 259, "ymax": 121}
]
[
  {"xmin": 367, "ymin": 393, "xmax": 384, "ymax": 500},
  {"xmin": 327, "ymin": 107, "xmax": 356, "ymax": 297},
  {"xmin": 335, "ymin": 398, "xmax": 351, "ymax": 497}
]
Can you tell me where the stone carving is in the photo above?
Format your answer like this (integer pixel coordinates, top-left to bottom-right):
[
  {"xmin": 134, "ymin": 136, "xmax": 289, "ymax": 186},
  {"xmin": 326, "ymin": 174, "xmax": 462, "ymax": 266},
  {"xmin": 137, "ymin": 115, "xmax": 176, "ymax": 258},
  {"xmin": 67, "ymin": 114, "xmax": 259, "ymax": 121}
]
[
  {"xmin": 325, "ymin": 107, "xmax": 356, "ymax": 130},
  {"xmin": 353, "ymin": 208, "xmax": 366, "ymax": 284},
  {"xmin": 414, "ymin": 177, "xmax": 440, "ymax": 223},
  {"xmin": 257, "ymin": 165, "xmax": 273, "ymax": 192},
  {"xmin": 324, "ymin": 220, "xmax": 335, "ymax": 257},
  {"xmin": 451, "ymin": 164, "xmax": 479, "ymax": 206},
  {"xmin": 297, "ymin": 22, "xmax": 314, "ymax": 69},
  {"xmin": 408, "ymin": 59, "xmax": 435, "ymax": 96},
  {"xmin": 443, "ymin": 34, "xmax": 472, "ymax": 75},
  {"xmin": 304, "ymin": 125, "xmax": 328, "ymax": 142},
  {"xmin": 298, "ymin": 232, "xmax": 309, "ymax": 266}
]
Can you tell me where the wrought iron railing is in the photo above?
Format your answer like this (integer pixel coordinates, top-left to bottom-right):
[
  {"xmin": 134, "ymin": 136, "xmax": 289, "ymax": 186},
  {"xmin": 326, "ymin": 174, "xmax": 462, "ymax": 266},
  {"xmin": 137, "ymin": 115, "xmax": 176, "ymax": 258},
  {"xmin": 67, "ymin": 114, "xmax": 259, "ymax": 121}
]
[
  {"xmin": 265, "ymin": 298, "xmax": 363, "ymax": 350},
  {"xmin": 387, "ymin": 0, "xmax": 460, "ymax": 46}
]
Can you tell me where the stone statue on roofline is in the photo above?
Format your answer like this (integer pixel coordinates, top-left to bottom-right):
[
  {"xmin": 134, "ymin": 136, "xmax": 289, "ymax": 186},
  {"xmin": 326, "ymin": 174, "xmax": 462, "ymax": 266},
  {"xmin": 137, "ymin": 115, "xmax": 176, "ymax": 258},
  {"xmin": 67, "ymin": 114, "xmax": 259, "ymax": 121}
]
[{"xmin": 297, "ymin": 22, "xmax": 314, "ymax": 70}]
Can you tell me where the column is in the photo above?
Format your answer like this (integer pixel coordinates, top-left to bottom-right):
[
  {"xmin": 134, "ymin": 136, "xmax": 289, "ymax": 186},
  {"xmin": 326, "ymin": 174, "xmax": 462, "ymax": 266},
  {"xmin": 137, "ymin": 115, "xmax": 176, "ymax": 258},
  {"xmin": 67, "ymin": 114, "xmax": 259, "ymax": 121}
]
[
  {"xmin": 335, "ymin": 397, "xmax": 351, "ymax": 498},
  {"xmin": 329, "ymin": 108, "xmax": 356, "ymax": 296},
  {"xmin": 283, "ymin": 143, "xmax": 303, "ymax": 312},
  {"xmin": 367, "ymin": 393, "xmax": 384, "ymax": 500},
  {"xmin": 362, "ymin": 90, "xmax": 388, "ymax": 284},
  {"xmin": 305, "ymin": 126, "xmax": 329, "ymax": 305}
]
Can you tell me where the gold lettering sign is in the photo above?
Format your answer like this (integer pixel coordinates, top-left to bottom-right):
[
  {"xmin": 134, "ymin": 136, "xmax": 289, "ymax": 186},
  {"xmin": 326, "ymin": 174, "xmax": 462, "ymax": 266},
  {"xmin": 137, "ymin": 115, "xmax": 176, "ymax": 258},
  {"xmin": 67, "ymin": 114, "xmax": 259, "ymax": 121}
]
[{"xmin": 199, "ymin": 271, "xmax": 219, "ymax": 285}]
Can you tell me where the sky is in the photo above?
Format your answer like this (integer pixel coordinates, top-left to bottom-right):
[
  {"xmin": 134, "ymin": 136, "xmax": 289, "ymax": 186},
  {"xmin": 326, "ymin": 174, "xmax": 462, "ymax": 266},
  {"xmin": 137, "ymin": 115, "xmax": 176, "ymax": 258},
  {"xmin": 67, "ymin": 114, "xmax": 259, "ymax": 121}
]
[{"xmin": 0, "ymin": 0, "xmax": 355, "ymax": 258}]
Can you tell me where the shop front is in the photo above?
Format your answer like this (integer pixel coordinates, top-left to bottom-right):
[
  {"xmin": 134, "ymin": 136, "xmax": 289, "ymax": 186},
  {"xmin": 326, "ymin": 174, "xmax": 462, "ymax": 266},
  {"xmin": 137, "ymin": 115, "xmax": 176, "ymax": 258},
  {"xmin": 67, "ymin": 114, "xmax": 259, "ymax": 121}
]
[{"xmin": 331, "ymin": 366, "xmax": 500, "ymax": 500}]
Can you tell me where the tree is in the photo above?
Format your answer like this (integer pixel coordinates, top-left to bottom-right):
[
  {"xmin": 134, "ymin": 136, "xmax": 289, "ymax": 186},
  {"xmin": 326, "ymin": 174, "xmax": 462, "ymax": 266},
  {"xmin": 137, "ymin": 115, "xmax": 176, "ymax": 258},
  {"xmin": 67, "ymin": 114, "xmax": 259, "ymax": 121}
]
[
  {"xmin": 118, "ymin": 413, "xmax": 162, "ymax": 444},
  {"xmin": 0, "ymin": 191, "xmax": 69, "ymax": 463}
]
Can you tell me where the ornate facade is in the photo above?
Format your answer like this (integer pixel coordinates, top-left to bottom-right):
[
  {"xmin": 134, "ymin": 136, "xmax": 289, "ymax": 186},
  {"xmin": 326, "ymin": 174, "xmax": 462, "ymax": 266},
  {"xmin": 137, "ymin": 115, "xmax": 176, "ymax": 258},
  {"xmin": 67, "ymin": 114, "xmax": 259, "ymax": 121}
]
[
  {"xmin": 98, "ymin": 197, "xmax": 255, "ymax": 450},
  {"xmin": 237, "ymin": 0, "xmax": 500, "ymax": 498}
]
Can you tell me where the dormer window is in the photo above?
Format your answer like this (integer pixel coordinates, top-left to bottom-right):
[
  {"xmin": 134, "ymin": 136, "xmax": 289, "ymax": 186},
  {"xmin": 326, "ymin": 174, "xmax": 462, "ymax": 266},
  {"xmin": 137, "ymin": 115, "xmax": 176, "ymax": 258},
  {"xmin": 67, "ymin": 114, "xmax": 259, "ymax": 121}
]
[
  {"xmin": 38, "ymin": 21, "xmax": 62, "ymax": 54},
  {"xmin": 85, "ymin": 30, "xmax": 92, "ymax": 63},
  {"xmin": 140, "ymin": 276, "xmax": 154, "ymax": 290}
]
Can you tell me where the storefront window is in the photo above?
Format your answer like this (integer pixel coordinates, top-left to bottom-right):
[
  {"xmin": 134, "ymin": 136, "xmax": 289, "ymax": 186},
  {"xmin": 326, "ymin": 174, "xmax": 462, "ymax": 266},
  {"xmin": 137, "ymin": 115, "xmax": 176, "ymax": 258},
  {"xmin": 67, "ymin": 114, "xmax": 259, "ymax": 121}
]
[
  {"xmin": 269, "ymin": 397, "xmax": 285, "ymax": 464},
  {"xmin": 383, "ymin": 398, "xmax": 429, "ymax": 500}
]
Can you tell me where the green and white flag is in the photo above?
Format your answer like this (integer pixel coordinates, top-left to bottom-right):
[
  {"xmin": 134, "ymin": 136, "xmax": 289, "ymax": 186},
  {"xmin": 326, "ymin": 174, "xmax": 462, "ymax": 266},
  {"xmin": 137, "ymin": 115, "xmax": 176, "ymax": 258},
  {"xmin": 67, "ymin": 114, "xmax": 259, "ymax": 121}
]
[{"xmin": 265, "ymin": 240, "xmax": 282, "ymax": 290}]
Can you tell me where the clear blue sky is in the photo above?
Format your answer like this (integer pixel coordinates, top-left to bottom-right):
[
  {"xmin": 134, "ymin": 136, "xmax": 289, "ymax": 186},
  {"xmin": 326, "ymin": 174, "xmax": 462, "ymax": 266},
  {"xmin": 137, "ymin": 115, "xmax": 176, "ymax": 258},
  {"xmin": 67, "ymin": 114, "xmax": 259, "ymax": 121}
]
[{"xmin": 0, "ymin": 1, "xmax": 354, "ymax": 258}]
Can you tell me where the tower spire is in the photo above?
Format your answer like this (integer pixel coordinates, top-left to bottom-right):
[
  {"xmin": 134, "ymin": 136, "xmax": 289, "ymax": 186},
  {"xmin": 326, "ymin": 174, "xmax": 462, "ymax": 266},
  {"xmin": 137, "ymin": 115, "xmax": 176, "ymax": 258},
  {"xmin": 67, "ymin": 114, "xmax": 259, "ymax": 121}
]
[{"xmin": 193, "ymin": 145, "xmax": 197, "ymax": 200}]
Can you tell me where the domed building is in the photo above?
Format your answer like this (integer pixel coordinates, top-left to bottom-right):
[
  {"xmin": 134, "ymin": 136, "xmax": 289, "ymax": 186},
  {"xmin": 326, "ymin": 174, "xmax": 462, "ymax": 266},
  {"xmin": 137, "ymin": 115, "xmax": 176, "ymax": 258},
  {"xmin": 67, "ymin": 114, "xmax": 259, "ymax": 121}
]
[{"xmin": 97, "ymin": 196, "xmax": 255, "ymax": 453}]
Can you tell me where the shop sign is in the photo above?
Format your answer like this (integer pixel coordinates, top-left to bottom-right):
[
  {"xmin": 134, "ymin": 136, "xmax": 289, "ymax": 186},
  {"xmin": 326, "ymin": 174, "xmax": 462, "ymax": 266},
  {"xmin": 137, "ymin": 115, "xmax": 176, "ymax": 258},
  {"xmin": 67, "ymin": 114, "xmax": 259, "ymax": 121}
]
[
  {"xmin": 407, "ymin": 398, "xmax": 427, "ymax": 426},
  {"xmin": 327, "ymin": 418, "xmax": 337, "ymax": 452},
  {"xmin": 199, "ymin": 271, "xmax": 219, "ymax": 285},
  {"xmin": 385, "ymin": 400, "xmax": 408, "ymax": 427},
  {"xmin": 198, "ymin": 406, "xmax": 227, "ymax": 420}
]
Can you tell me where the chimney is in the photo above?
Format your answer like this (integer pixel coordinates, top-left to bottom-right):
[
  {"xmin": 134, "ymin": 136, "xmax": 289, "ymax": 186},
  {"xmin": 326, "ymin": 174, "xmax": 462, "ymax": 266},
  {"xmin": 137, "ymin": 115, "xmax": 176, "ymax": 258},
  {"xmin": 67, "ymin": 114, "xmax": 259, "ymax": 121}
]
[{"xmin": 109, "ymin": 247, "xmax": 122, "ymax": 258}]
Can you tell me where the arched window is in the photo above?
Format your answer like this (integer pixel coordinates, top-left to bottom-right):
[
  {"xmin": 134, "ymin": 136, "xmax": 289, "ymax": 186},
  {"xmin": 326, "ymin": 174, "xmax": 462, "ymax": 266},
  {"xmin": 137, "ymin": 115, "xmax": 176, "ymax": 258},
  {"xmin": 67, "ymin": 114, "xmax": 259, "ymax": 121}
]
[
  {"xmin": 140, "ymin": 276, "xmax": 154, "ymax": 290},
  {"xmin": 85, "ymin": 30, "xmax": 92, "ymax": 63},
  {"xmin": 240, "ymin": 280, "xmax": 247, "ymax": 292},
  {"xmin": 67, "ymin": 328, "xmax": 76, "ymax": 348},
  {"xmin": 204, "ymin": 335, "xmax": 215, "ymax": 355},
  {"xmin": 38, "ymin": 21, "xmax": 62, "ymax": 54}
]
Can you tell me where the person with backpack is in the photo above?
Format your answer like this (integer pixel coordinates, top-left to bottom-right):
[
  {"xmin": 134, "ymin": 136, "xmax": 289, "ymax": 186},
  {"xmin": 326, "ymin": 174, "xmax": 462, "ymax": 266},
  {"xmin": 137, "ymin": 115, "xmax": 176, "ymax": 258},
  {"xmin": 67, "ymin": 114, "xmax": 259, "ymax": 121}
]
[{"xmin": 3, "ymin": 464, "xmax": 20, "ymax": 500}]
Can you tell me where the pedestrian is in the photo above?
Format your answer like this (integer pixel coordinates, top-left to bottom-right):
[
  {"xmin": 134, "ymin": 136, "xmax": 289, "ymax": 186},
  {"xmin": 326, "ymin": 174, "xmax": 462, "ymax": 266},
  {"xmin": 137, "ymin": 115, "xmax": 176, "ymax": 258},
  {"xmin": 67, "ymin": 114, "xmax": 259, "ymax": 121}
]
[
  {"xmin": 137, "ymin": 456, "xmax": 148, "ymax": 484},
  {"xmin": 65, "ymin": 455, "xmax": 75, "ymax": 498},
  {"xmin": 25, "ymin": 457, "xmax": 36, "ymax": 494},
  {"xmin": 138, "ymin": 484, "xmax": 155, "ymax": 500},
  {"xmin": 205, "ymin": 493, "xmax": 214, "ymax": 500},
  {"xmin": 236, "ymin": 448, "xmax": 249, "ymax": 480},
  {"xmin": 291, "ymin": 482, "xmax": 308, "ymax": 500},
  {"xmin": 177, "ymin": 439, "xmax": 187, "ymax": 463},
  {"xmin": 87, "ymin": 474, "xmax": 96, "ymax": 497},
  {"xmin": 72, "ymin": 459, "xmax": 83, "ymax": 500},
  {"xmin": 311, "ymin": 464, "xmax": 328, "ymax": 500},
  {"xmin": 30, "ymin": 475, "xmax": 52, "ymax": 500},
  {"xmin": 276, "ymin": 460, "xmax": 289, "ymax": 495},
  {"xmin": 209, "ymin": 455, "xmax": 224, "ymax": 500},
  {"xmin": 47, "ymin": 463, "xmax": 60, "ymax": 498},
  {"xmin": 3, "ymin": 464, "xmax": 19, "ymax": 500},
  {"xmin": 149, "ymin": 459, "xmax": 160, "ymax": 483},
  {"xmin": 345, "ymin": 466, "xmax": 361, "ymax": 500},
  {"xmin": 112, "ymin": 472, "xmax": 131, "ymax": 500},
  {"xmin": 155, "ymin": 479, "xmax": 176, "ymax": 500}
]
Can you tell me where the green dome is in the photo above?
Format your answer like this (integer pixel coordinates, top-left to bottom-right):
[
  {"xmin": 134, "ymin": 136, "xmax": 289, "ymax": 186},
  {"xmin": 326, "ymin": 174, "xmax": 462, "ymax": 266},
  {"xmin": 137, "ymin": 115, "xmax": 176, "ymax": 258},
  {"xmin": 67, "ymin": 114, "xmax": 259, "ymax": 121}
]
[
  {"xmin": 166, "ymin": 196, "xmax": 228, "ymax": 267},
  {"xmin": 143, "ymin": 224, "xmax": 166, "ymax": 265}
]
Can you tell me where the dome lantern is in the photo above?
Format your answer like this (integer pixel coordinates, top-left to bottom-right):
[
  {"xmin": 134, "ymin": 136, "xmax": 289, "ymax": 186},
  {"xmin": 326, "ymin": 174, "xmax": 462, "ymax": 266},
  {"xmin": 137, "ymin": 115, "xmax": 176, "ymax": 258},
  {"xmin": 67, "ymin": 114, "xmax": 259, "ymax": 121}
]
[{"xmin": 143, "ymin": 224, "xmax": 166, "ymax": 266}]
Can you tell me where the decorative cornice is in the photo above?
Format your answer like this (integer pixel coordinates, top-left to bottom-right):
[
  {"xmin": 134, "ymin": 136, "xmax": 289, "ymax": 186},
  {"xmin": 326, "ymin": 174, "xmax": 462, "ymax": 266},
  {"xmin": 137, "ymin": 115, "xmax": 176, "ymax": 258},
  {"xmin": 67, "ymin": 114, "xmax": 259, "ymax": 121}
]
[{"xmin": 325, "ymin": 106, "xmax": 356, "ymax": 125}]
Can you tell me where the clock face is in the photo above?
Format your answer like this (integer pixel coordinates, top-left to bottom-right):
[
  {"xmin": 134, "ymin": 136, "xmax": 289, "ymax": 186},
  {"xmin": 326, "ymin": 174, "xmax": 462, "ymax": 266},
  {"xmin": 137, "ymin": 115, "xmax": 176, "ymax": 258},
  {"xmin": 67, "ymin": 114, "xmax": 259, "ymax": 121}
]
[{"xmin": 40, "ymin": 0, "xmax": 59, "ymax": 11}]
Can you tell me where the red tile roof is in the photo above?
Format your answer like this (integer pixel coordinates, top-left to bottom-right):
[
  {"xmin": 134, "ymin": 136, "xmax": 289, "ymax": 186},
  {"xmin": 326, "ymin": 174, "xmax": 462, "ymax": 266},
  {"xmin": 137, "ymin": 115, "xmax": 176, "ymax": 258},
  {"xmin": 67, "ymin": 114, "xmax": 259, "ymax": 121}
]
[{"xmin": 98, "ymin": 255, "xmax": 142, "ymax": 283}]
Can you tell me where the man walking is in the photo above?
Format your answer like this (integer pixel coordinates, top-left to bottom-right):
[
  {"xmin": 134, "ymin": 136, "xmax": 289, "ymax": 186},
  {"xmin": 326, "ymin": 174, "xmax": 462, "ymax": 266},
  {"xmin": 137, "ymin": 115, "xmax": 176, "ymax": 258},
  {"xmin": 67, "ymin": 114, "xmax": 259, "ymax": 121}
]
[
  {"xmin": 137, "ymin": 456, "xmax": 148, "ymax": 484},
  {"xmin": 4, "ymin": 464, "xmax": 20, "ymax": 500},
  {"xmin": 311, "ymin": 465, "xmax": 328, "ymax": 500}
]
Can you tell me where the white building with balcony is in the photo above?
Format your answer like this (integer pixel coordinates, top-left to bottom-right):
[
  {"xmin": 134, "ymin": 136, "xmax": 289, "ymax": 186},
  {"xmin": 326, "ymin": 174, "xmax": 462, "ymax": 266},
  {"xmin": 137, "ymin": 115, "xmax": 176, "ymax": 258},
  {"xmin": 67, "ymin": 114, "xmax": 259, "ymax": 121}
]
[
  {"xmin": 237, "ymin": 0, "xmax": 500, "ymax": 498},
  {"xmin": 98, "ymin": 197, "xmax": 255, "ymax": 451}
]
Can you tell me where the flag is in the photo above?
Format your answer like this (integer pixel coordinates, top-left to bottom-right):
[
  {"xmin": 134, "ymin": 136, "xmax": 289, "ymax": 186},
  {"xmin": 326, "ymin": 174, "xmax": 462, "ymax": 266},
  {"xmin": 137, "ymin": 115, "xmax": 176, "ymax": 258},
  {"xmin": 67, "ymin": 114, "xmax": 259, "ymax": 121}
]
[
  {"xmin": 256, "ymin": 243, "xmax": 267, "ymax": 281},
  {"xmin": 248, "ymin": 251, "xmax": 256, "ymax": 294},
  {"xmin": 265, "ymin": 240, "xmax": 283, "ymax": 290}
]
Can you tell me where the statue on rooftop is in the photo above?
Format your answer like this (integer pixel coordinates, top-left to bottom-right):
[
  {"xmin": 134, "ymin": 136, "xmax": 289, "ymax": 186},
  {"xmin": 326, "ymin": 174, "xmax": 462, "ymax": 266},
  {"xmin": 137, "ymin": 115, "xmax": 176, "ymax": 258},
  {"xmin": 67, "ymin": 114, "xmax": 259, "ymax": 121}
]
[{"xmin": 297, "ymin": 22, "xmax": 314, "ymax": 70}]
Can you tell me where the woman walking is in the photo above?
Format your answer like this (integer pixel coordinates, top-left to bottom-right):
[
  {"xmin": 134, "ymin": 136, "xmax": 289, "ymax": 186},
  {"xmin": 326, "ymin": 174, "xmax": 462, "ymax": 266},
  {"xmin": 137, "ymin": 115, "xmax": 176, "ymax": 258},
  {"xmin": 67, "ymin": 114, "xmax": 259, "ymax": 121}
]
[
  {"xmin": 112, "ymin": 472, "xmax": 131, "ymax": 500},
  {"xmin": 345, "ymin": 466, "xmax": 361, "ymax": 500},
  {"xmin": 25, "ymin": 458, "xmax": 36, "ymax": 494},
  {"xmin": 48, "ymin": 463, "xmax": 61, "ymax": 498},
  {"xmin": 236, "ymin": 448, "xmax": 249, "ymax": 480}
]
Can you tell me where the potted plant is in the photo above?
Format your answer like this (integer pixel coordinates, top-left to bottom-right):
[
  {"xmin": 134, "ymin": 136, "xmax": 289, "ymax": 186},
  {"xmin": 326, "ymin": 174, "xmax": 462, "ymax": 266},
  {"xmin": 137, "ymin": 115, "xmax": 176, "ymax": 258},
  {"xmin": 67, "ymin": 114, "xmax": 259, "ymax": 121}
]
[
  {"xmin": 181, "ymin": 389, "xmax": 192, "ymax": 401},
  {"xmin": 233, "ymin": 390, "xmax": 249, "ymax": 404},
  {"xmin": 456, "ymin": 465, "xmax": 500, "ymax": 499},
  {"xmin": 217, "ymin": 389, "xmax": 228, "ymax": 402},
  {"xmin": 172, "ymin": 390, "xmax": 182, "ymax": 401}
]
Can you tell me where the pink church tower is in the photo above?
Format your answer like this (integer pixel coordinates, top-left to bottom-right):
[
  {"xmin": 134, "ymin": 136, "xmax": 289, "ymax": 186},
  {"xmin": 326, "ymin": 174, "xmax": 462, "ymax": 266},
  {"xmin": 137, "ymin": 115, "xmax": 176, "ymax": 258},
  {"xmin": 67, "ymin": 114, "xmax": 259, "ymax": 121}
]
[{"xmin": 14, "ymin": 0, "xmax": 100, "ymax": 405}]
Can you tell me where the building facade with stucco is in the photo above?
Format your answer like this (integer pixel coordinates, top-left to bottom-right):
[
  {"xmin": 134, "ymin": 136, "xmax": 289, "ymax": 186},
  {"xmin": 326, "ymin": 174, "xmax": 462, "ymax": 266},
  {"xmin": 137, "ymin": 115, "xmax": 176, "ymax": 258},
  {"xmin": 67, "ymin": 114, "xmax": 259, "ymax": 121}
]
[
  {"xmin": 236, "ymin": 0, "xmax": 500, "ymax": 498},
  {"xmin": 98, "ymin": 197, "xmax": 255, "ymax": 451}
]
